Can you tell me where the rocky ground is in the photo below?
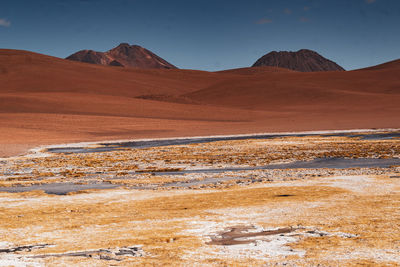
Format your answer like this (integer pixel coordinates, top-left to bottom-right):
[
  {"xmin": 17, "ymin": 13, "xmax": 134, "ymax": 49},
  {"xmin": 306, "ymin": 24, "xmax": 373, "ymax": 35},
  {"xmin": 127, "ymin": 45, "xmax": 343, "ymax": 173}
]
[{"xmin": 0, "ymin": 131, "xmax": 399, "ymax": 265}]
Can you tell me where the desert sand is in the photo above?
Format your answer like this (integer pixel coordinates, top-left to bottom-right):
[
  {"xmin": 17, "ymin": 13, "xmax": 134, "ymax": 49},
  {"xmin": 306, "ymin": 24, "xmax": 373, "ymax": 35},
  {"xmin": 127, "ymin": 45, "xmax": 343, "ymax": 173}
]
[{"xmin": 0, "ymin": 49, "xmax": 399, "ymax": 157}]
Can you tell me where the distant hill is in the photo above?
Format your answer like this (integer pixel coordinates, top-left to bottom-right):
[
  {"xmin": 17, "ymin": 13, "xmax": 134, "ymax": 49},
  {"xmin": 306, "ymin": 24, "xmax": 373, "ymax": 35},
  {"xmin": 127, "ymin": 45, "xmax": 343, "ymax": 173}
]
[
  {"xmin": 66, "ymin": 43, "xmax": 177, "ymax": 69},
  {"xmin": 358, "ymin": 58, "xmax": 400, "ymax": 71},
  {"xmin": 1, "ymin": 48, "xmax": 399, "ymax": 158},
  {"xmin": 252, "ymin": 49, "xmax": 345, "ymax": 72}
]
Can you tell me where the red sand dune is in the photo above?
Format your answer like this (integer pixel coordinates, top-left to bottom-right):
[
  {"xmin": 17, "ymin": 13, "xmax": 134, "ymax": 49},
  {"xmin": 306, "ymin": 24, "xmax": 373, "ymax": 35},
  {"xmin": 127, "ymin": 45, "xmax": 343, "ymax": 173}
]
[{"xmin": 0, "ymin": 49, "xmax": 399, "ymax": 157}]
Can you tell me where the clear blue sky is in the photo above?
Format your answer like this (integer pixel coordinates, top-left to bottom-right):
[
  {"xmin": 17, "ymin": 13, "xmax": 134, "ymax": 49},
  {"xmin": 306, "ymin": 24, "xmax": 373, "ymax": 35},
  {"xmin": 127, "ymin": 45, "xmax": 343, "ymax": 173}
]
[{"xmin": 0, "ymin": 0, "xmax": 399, "ymax": 71}]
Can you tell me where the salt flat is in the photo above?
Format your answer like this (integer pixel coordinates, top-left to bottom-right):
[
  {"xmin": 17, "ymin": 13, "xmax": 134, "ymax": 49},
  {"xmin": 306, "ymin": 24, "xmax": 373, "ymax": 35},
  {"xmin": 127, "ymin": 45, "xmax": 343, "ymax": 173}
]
[{"xmin": 0, "ymin": 130, "xmax": 399, "ymax": 265}]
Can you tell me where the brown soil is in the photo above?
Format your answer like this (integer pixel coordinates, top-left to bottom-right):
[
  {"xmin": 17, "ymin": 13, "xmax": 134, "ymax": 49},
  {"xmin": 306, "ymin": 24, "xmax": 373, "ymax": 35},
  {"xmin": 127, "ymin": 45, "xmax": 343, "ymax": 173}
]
[
  {"xmin": 1, "ymin": 49, "xmax": 399, "ymax": 157},
  {"xmin": 207, "ymin": 226, "xmax": 294, "ymax": 245}
]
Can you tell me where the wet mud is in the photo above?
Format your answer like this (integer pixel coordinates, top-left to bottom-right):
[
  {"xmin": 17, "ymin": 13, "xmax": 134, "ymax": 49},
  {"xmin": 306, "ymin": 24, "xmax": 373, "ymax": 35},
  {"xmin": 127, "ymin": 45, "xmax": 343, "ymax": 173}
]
[
  {"xmin": 30, "ymin": 246, "xmax": 144, "ymax": 261},
  {"xmin": 1, "ymin": 157, "xmax": 399, "ymax": 194},
  {"xmin": 147, "ymin": 157, "xmax": 400, "ymax": 176},
  {"xmin": 46, "ymin": 131, "xmax": 400, "ymax": 154},
  {"xmin": 0, "ymin": 244, "xmax": 51, "ymax": 254},
  {"xmin": 207, "ymin": 226, "xmax": 294, "ymax": 246},
  {"xmin": 0, "ymin": 182, "xmax": 119, "ymax": 195}
]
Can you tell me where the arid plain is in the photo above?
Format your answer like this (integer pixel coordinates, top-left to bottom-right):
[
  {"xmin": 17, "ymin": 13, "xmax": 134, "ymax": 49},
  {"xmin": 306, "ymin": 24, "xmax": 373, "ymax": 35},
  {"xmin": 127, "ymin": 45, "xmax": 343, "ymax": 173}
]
[
  {"xmin": 1, "ymin": 50, "xmax": 400, "ymax": 266},
  {"xmin": 1, "ymin": 49, "xmax": 400, "ymax": 157}
]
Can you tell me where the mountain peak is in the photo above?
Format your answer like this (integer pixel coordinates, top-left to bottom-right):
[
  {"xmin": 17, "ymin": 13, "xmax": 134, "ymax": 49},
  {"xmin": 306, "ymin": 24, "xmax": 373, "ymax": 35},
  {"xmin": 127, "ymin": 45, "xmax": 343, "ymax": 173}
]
[
  {"xmin": 117, "ymin": 42, "xmax": 130, "ymax": 47},
  {"xmin": 252, "ymin": 49, "xmax": 344, "ymax": 72},
  {"xmin": 66, "ymin": 43, "xmax": 177, "ymax": 69}
]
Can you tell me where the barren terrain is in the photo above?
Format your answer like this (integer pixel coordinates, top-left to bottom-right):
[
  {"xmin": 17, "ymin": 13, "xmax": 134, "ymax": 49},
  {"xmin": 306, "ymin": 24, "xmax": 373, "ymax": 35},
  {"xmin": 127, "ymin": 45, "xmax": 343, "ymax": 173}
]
[
  {"xmin": 1, "ymin": 49, "xmax": 400, "ymax": 266},
  {"xmin": 0, "ymin": 130, "xmax": 399, "ymax": 265},
  {"xmin": 1, "ymin": 49, "xmax": 400, "ymax": 157}
]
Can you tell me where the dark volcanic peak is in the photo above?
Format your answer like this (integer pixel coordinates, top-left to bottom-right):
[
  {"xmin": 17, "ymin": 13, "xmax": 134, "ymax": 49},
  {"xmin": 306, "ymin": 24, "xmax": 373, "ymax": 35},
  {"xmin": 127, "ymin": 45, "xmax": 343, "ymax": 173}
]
[
  {"xmin": 66, "ymin": 43, "xmax": 177, "ymax": 69},
  {"xmin": 252, "ymin": 49, "xmax": 345, "ymax": 72},
  {"xmin": 66, "ymin": 50, "xmax": 108, "ymax": 65}
]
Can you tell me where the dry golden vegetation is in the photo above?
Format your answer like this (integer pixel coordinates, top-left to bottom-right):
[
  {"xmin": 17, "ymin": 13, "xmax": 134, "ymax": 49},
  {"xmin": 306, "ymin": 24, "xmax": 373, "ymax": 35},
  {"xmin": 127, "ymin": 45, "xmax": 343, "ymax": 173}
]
[
  {"xmin": 0, "ymin": 132, "xmax": 399, "ymax": 265},
  {"xmin": 1, "ymin": 134, "xmax": 399, "ymax": 188}
]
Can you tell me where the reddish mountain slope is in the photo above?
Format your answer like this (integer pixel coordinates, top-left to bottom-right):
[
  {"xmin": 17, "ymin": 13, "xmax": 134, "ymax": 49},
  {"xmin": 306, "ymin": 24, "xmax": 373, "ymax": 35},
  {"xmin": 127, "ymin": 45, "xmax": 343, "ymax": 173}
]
[
  {"xmin": 359, "ymin": 58, "xmax": 400, "ymax": 71},
  {"xmin": 216, "ymin": 66, "xmax": 295, "ymax": 75},
  {"xmin": 66, "ymin": 43, "xmax": 177, "ymax": 69},
  {"xmin": 0, "ymin": 49, "xmax": 399, "ymax": 157},
  {"xmin": 185, "ymin": 61, "xmax": 400, "ymax": 111},
  {"xmin": 0, "ymin": 49, "xmax": 214, "ymax": 97},
  {"xmin": 252, "ymin": 49, "xmax": 345, "ymax": 72}
]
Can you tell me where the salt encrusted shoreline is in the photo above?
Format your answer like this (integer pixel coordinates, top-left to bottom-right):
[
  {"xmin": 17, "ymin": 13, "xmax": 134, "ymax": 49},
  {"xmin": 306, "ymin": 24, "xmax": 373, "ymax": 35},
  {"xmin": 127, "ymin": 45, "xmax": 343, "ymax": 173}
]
[{"xmin": 2, "ymin": 128, "xmax": 398, "ymax": 161}]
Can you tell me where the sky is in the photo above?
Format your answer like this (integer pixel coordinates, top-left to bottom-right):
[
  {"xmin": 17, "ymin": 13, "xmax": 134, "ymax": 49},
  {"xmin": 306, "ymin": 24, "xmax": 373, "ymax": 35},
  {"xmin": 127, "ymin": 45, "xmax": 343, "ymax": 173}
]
[{"xmin": 0, "ymin": 0, "xmax": 399, "ymax": 71}]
